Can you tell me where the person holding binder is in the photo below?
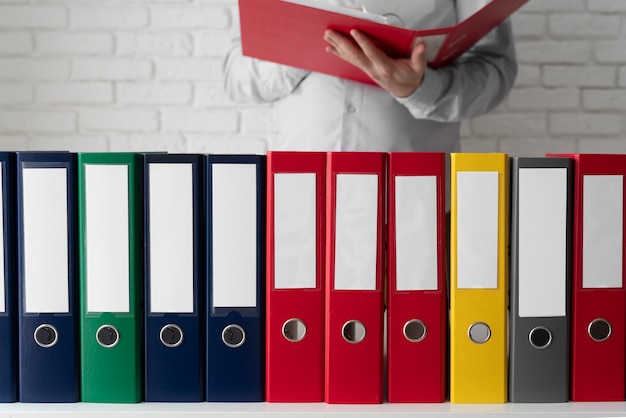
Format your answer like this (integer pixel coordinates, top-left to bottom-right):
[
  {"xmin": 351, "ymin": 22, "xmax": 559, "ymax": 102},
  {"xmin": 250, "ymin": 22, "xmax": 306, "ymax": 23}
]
[{"xmin": 223, "ymin": 0, "xmax": 518, "ymax": 154}]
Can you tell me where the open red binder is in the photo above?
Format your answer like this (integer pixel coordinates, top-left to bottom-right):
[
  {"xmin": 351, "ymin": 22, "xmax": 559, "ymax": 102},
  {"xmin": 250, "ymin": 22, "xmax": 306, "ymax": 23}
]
[{"xmin": 239, "ymin": 0, "xmax": 529, "ymax": 84}]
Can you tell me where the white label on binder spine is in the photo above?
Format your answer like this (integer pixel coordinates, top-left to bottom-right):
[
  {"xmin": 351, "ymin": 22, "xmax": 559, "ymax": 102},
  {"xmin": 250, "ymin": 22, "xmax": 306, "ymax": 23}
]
[
  {"xmin": 85, "ymin": 164, "xmax": 130, "ymax": 313},
  {"xmin": 583, "ymin": 175, "xmax": 623, "ymax": 289},
  {"xmin": 274, "ymin": 173, "xmax": 316, "ymax": 289},
  {"xmin": 334, "ymin": 174, "xmax": 378, "ymax": 291},
  {"xmin": 212, "ymin": 163, "xmax": 257, "ymax": 308},
  {"xmin": 23, "ymin": 167, "xmax": 70, "ymax": 313},
  {"xmin": 457, "ymin": 171, "xmax": 498, "ymax": 289},
  {"xmin": 0, "ymin": 164, "xmax": 4, "ymax": 313},
  {"xmin": 395, "ymin": 175, "xmax": 438, "ymax": 291},
  {"xmin": 149, "ymin": 163, "xmax": 194, "ymax": 313},
  {"xmin": 519, "ymin": 168, "xmax": 567, "ymax": 317}
]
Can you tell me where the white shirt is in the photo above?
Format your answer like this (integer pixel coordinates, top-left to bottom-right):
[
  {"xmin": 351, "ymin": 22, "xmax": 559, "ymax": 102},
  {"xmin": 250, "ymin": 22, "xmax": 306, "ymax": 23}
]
[{"xmin": 223, "ymin": 0, "xmax": 517, "ymax": 154}]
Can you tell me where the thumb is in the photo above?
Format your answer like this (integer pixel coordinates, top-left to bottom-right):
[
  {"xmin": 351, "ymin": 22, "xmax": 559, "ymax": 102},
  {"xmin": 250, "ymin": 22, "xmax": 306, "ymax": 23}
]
[{"xmin": 410, "ymin": 39, "xmax": 427, "ymax": 69}]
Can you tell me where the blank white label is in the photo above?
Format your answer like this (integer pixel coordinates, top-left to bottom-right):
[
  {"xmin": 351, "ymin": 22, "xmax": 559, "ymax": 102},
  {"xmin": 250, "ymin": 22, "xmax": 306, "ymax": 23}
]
[
  {"xmin": 0, "ymin": 164, "xmax": 4, "ymax": 313},
  {"xmin": 23, "ymin": 168, "xmax": 70, "ymax": 313},
  {"xmin": 85, "ymin": 164, "xmax": 130, "ymax": 313},
  {"xmin": 212, "ymin": 164, "xmax": 257, "ymax": 308},
  {"xmin": 395, "ymin": 176, "xmax": 438, "ymax": 291},
  {"xmin": 274, "ymin": 173, "xmax": 316, "ymax": 289},
  {"xmin": 149, "ymin": 163, "xmax": 194, "ymax": 313},
  {"xmin": 518, "ymin": 168, "xmax": 567, "ymax": 317},
  {"xmin": 583, "ymin": 175, "xmax": 623, "ymax": 289},
  {"xmin": 457, "ymin": 171, "xmax": 499, "ymax": 289},
  {"xmin": 334, "ymin": 174, "xmax": 378, "ymax": 291}
]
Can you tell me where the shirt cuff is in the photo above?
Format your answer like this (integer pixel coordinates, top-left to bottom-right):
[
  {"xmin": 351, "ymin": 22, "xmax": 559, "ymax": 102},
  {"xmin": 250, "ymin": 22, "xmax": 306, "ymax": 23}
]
[{"xmin": 394, "ymin": 67, "xmax": 443, "ymax": 112}]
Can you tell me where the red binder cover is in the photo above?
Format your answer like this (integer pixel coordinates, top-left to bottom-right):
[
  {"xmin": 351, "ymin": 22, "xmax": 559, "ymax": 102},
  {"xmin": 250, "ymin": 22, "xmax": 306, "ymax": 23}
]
[
  {"xmin": 239, "ymin": 0, "xmax": 529, "ymax": 84},
  {"xmin": 265, "ymin": 151, "xmax": 326, "ymax": 402},
  {"xmin": 325, "ymin": 152, "xmax": 385, "ymax": 404},
  {"xmin": 548, "ymin": 153, "xmax": 626, "ymax": 402},
  {"xmin": 386, "ymin": 152, "xmax": 447, "ymax": 403}
]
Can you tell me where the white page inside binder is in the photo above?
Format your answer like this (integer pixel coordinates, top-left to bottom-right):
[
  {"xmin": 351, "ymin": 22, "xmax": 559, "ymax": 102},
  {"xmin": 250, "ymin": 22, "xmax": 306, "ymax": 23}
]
[
  {"xmin": 149, "ymin": 163, "xmax": 194, "ymax": 313},
  {"xmin": 422, "ymin": 35, "xmax": 447, "ymax": 62},
  {"xmin": 583, "ymin": 174, "xmax": 623, "ymax": 289},
  {"xmin": 85, "ymin": 164, "xmax": 130, "ymax": 313},
  {"xmin": 0, "ymin": 164, "xmax": 4, "ymax": 313},
  {"xmin": 274, "ymin": 173, "xmax": 316, "ymax": 289},
  {"xmin": 334, "ymin": 174, "xmax": 378, "ymax": 291},
  {"xmin": 395, "ymin": 175, "xmax": 438, "ymax": 291},
  {"xmin": 281, "ymin": 0, "xmax": 389, "ymax": 24},
  {"xmin": 519, "ymin": 168, "xmax": 567, "ymax": 317},
  {"xmin": 23, "ymin": 167, "xmax": 70, "ymax": 313},
  {"xmin": 456, "ymin": 171, "xmax": 498, "ymax": 289},
  {"xmin": 212, "ymin": 163, "xmax": 257, "ymax": 308}
]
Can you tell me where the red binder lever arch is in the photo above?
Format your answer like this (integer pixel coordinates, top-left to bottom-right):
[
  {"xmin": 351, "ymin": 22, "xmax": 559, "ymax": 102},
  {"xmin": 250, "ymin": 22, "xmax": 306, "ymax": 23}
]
[
  {"xmin": 325, "ymin": 151, "xmax": 385, "ymax": 404},
  {"xmin": 265, "ymin": 151, "xmax": 326, "ymax": 402},
  {"xmin": 548, "ymin": 153, "xmax": 626, "ymax": 402},
  {"xmin": 386, "ymin": 152, "xmax": 447, "ymax": 403}
]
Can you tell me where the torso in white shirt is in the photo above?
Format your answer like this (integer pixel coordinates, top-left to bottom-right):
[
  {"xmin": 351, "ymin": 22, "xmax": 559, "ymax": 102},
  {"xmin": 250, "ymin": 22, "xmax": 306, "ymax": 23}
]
[{"xmin": 270, "ymin": 0, "xmax": 461, "ymax": 153}]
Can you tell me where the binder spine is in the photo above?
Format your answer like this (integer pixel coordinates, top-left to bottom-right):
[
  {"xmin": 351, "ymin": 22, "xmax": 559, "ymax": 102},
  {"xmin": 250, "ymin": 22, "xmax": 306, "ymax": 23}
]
[
  {"xmin": 16, "ymin": 152, "xmax": 80, "ymax": 403},
  {"xmin": 78, "ymin": 153, "xmax": 142, "ymax": 403},
  {"xmin": 143, "ymin": 154, "xmax": 205, "ymax": 402},
  {"xmin": 265, "ymin": 151, "xmax": 326, "ymax": 403},
  {"xmin": 324, "ymin": 152, "xmax": 385, "ymax": 404},
  {"xmin": 566, "ymin": 154, "xmax": 626, "ymax": 401},
  {"xmin": 449, "ymin": 153, "xmax": 509, "ymax": 404},
  {"xmin": 386, "ymin": 152, "xmax": 447, "ymax": 403},
  {"xmin": 508, "ymin": 157, "xmax": 572, "ymax": 403},
  {"xmin": 206, "ymin": 154, "xmax": 266, "ymax": 402},
  {"xmin": 0, "ymin": 153, "xmax": 17, "ymax": 403}
]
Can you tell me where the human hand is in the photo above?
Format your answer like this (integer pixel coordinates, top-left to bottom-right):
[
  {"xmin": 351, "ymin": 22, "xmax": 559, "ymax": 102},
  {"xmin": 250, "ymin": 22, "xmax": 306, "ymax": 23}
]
[{"xmin": 323, "ymin": 29, "xmax": 427, "ymax": 98}]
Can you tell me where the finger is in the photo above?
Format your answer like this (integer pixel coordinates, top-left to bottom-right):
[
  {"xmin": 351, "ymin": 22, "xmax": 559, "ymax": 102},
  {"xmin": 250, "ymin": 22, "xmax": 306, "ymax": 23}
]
[
  {"xmin": 325, "ymin": 45, "xmax": 338, "ymax": 56},
  {"xmin": 324, "ymin": 29, "xmax": 356, "ymax": 54},
  {"xmin": 324, "ymin": 29, "xmax": 369, "ymax": 67},
  {"xmin": 323, "ymin": 29, "xmax": 342, "ymax": 50},
  {"xmin": 349, "ymin": 29, "xmax": 389, "ymax": 65}
]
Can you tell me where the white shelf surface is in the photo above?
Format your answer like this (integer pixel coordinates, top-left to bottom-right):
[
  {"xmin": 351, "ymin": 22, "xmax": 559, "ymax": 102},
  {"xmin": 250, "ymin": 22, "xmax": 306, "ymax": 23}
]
[{"xmin": 0, "ymin": 402, "xmax": 626, "ymax": 417}]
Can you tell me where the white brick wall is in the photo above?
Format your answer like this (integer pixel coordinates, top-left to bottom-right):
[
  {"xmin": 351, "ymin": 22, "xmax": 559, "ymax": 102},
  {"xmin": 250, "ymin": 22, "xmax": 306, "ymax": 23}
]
[
  {"xmin": 490, "ymin": 0, "xmax": 626, "ymax": 156},
  {"xmin": 0, "ymin": 0, "xmax": 624, "ymax": 155}
]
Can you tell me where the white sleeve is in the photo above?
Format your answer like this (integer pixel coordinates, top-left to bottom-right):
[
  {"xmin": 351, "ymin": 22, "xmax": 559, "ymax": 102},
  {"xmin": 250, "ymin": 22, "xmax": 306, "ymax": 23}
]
[
  {"xmin": 222, "ymin": 38, "xmax": 311, "ymax": 104},
  {"xmin": 396, "ymin": 3, "xmax": 518, "ymax": 122}
]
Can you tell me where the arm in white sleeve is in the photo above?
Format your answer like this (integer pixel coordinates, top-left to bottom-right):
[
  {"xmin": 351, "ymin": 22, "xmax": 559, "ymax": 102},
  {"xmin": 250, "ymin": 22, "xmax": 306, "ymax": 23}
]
[
  {"xmin": 396, "ymin": 17, "xmax": 517, "ymax": 122},
  {"xmin": 223, "ymin": 38, "xmax": 311, "ymax": 104}
]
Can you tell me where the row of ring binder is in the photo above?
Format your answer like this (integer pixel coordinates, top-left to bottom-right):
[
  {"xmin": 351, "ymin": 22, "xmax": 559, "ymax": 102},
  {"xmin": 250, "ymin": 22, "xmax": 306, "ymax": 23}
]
[{"xmin": 0, "ymin": 151, "xmax": 624, "ymax": 404}]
